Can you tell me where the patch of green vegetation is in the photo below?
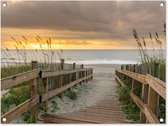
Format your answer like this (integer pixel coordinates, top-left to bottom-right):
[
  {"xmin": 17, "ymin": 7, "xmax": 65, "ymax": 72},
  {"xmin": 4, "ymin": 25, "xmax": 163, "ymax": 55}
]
[
  {"xmin": 1, "ymin": 85, "xmax": 30, "ymax": 114},
  {"xmin": 159, "ymin": 98, "xmax": 166, "ymax": 122},
  {"xmin": 1, "ymin": 64, "xmax": 32, "ymax": 78},
  {"xmin": 117, "ymin": 86, "xmax": 140, "ymax": 121},
  {"xmin": 117, "ymin": 86, "xmax": 130, "ymax": 104},
  {"xmin": 65, "ymin": 91, "xmax": 77, "ymax": 100},
  {"xmin": 122, "ymin": 103, "xmax": 140, "ymax": 121},
  {"xmin": 22, "ymin": 111, "xmax": 36, "ymax": 123},
  {"xmin": 50, "ymin": 101, "xmax": 59, "ymax": 113}
]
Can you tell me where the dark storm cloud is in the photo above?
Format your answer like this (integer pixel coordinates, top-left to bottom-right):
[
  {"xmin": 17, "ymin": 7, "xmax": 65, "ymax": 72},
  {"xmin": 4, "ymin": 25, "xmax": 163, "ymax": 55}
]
[{"xmin": 2, "ymin": 1, "xmax": 165, "ymax": 40}]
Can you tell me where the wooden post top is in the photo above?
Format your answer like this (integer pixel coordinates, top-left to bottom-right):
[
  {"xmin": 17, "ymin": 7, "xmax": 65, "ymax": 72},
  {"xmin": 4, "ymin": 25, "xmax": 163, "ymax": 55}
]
[
  {"xmin": 31, "ymin": 61, "xmax": 38, "ymax": 69},
  {"xmin": 60, "ymin": 59, "xmax": 65, "ymax": 70},
  {"xmin": 73, "ymin": 63, "xmax": 76, "ymax": 69}
]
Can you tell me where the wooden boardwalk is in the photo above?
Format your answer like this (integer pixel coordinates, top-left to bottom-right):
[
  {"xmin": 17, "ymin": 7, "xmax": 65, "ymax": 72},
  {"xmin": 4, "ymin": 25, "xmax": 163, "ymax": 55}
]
[{"xmin": 41, "ymin": 94, "xmax": 132, "ymax": 123}]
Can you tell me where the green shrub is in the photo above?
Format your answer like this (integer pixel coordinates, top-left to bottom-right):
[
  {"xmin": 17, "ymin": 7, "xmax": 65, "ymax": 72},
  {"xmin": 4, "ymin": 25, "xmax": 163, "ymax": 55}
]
[
  {"xmin": 22, "ymin": 111, "xmax": 36, "ymax": 123},
  {"xmin": 1, "ymin": 85, "xmax": 30, "ymax": 114},
  {"xmin": 117, "ymin": 86, "xmax": 140, "ymax": 121},
  {"xmin": 1, "ymin": 64, "xmax": 32, "ymax": 78},
  {"xmin": 122, "ymin": 103, "xmax": 140, "ymax": 121},
  {"xmin": 117, "ymin": 86, "xmax": 131, "ymax": 104},
  {"xmin": 50, "ymin": 101, "xmax": 59, "ymax": 112},
  {"xmin": 65, "ymin": 91, "xmax": 77, "ymax": 100}
]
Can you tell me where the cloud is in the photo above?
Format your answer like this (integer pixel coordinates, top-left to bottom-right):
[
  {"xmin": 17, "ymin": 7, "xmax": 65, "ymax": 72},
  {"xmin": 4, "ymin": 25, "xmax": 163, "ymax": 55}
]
[{"xmin": 2, "ymin": 1, "xmax": 165, "ymax": 47}]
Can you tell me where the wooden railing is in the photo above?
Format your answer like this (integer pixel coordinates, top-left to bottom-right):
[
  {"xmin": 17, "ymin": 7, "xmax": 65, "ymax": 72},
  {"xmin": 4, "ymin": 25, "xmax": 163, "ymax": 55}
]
[
  {"xmin": 115, "ymin": 69, "xmax": 166, "ymax": 124},
  {"xmin": 1, "ymin": 61, "xmax": 93, "ymax": 123}
]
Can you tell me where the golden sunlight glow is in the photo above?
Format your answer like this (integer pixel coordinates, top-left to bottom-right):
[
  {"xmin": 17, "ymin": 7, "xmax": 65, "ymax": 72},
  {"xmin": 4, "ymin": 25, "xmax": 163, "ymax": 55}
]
[{"xmin": 1, "ymin": 27, "xmax": 165, "ymax": 50}]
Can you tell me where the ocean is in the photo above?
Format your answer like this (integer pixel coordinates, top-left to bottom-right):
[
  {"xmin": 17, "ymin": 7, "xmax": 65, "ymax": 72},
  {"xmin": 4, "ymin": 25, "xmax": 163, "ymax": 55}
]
[{"xmin": 1, "ymin": 49, "xmax": 166, "ymax": 65}]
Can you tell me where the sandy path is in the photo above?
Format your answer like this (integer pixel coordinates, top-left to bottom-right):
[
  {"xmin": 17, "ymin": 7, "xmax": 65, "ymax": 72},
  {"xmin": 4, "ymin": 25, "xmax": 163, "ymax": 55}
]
[{"xmin": 47, "ymin": 64, "xmax": 121, "ymax": 115}]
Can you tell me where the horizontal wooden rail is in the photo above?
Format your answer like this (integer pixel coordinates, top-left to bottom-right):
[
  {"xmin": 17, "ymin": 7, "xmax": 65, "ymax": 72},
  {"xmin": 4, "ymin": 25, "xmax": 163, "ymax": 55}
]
[
  {"xmin": 115, "ymin": 68, "xmax": 166, "ymax": 124},
  {"xmin": 130, "ymin": 91, "xmax": 159, "ymax": 123},
  {"xmin": 146, "ymin": 74, "xmax": 166, "ymax": 100},
  {"xmin": 115, "ymin": 75, "xmax": 125, "ymax": 87},
  {"xmin": 41, "ymin": 74, "xmax": 93, "ymax": 102},
  {"xmin": 116, "ymin": 69, "xmax": 146, "ymax": 84},
  {"xmin": 1, "ymin": 62, "xmax": 93, "ymax": 124},
  {"xmin": 41, "ymin": 68, "xmax": 93, "ymax": 78},
  {"xmin": 1, "ymin": 95, "xmax": 39, "ymax": 124},
  {"xmin": 1, "ymin": 69, "xmax": 39, "ymax": 90},
  {"xmin": 116, "ymin": 69, "xmax": 166, "ymax": 99},
  {"xmin": 115, "ymin": 75, "xmax": 160, "ymax": 123}
]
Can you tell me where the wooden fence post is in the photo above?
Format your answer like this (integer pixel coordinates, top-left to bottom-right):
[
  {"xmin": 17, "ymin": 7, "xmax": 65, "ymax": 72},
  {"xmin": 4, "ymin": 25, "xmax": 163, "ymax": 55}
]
[
  {"xmin": 79, "ymin": 65, "xmax": 83, "ymax": 84},
  {"xmin": 73, "ymin": 63, "xmax": 76, "ymax": 69},
  {"xmin": 60, "ymin": 59, "xmax": 64, "ymax": 70},
  {"xmin": 140, "ymin": 65, "xmax": 149, "ymax": 123},
  {"xmin": 73, "ymin": 63, "xmax": 76, "ymax": 81},
  {"xmin": 121, "ymin": 65, "xmax": 124, "ymax": 70},
  {"xmin": 126, "ymin": 65, "xmax": 129, "ymax": 81},
  {"xmin": 30, "ymin": 61, "xmax": 38, "ymax": 122},
  {"xmin": 91, "ymin": 69, "xmax": 93, "ymax": 80},
  {"xmin": 82, "ymin": 64, "xmax": 85, "ymax": 82},
  {"xmin": 43, "ymin": 78, "xmax": 48, "ymax": 112},
  {"xmin": 147, "ymin": 63, "xmax": 159, "ymax": 121},
  {"xmin": 86, "ymin": 70, "xmax": 88, "ymax": 83},
  {"xmin": 154, "ymin": 63, "xmax": 161, "ymax": 118},
  {"xmin": 131, "ymin": 65, "xmax": 135, "ymax": 92},
  {"xmin": 88, "ymin": 70, "xmax": 90, "ymax": 81},
  {"xmin": 60, "ymin": 59, "xmax": 64, "ymax": 86},
  {"xmin": 84, "ymin": 70, "xmax": 86, "ymax": 82},
  {"xmin": 81, "ymin": 64, "xmax": 84, "ymax": 69}
]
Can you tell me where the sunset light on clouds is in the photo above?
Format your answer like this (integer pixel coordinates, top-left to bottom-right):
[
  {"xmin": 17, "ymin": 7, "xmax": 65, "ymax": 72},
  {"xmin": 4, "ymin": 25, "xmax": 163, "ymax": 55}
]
[{"xmin": 1, "ymin": 1, "xmax": 165, "ymax": 49}]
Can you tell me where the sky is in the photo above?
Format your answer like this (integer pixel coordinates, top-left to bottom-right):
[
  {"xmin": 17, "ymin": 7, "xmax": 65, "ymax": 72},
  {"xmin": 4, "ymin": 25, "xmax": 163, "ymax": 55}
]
[{"xmin": 1, "ymin": 0, "xmax": 166, "ymax": 49}]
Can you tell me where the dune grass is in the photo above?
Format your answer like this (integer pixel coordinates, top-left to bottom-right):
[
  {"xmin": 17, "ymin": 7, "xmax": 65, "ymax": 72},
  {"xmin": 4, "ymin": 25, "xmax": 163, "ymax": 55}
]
[
  {"xmin": 117, "ymin": 85, "xmax": 140, "ymax": 121},
  {"xmin": 65, "ymin": 91, "xmax": 78, "ymax": 100}
]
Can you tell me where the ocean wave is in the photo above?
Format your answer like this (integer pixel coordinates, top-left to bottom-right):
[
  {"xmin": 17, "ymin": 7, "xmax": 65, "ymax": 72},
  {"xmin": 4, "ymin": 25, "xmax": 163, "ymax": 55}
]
[
  {"xmin": 1, "ymin": 59, "xmax": 138, "ymax": 65},
  {"xmin": 63, "ymin": 59, "xmax": 138, "ymax": 64}
]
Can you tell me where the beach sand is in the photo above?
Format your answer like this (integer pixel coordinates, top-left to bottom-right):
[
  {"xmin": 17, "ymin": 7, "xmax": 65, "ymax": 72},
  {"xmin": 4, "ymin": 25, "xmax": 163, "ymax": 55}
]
[{"xmin": 46, "ymin": 64, "xmax": 121, "ymax": 115}]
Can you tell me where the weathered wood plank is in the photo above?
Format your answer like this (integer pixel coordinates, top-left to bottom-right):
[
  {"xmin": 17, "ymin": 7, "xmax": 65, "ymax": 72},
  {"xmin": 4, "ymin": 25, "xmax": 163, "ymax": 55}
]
[
  {"xmin": 1, "ymin": 95, "xmax": 39, "ymax": 123},
  {"xmin": 140, "ymin": 83, "xmax": 149, "ymax": 123},
  {"xmin": 30, "ymin": 61, "xmax": 38, "ymax": 122},
  {"xmin": 72, "ymin": 111, "xmax": 124, "ymax": 119},
  {"xmin": 30, "ymin": 78, "xmax": 38, "ymax": 121},
  {"xmin": 43, "ymin": 78, "xmax": 49, "ymax": 112},
  {"xmin": 42, "ymin": 114, "xmax": 128, "ymax": 123},
  {"xmin": 1, "ymin": 69, "xmax": 39, "ymax": 90},
  {"xmin": 116, "ymin": 70, "xmax": 165, "ymax": 99},
  {"xmin": 41, "ymin": 114, "xmax": 98, "ymax": 123},
  {"xmin": 115, "ymin": 75, "xmax": 125, "ymax": 87},
  {"xmin": 116, "ymin": 69, "xmax": 146, "ymax": 84},
  {"xmin": 147, "ymin": 87, "xmax": 157, "ymax": 120},
  {"xmin": 65, "ymin": 113, "xmax": 127, "ymax": 122},
  {"xmin": 41, "ymin": 90, "xmax": 129, "ymax": 124},
  {"xmin": 130, "ymin": 91, "xmax": 159, "ymax": 124},
  {"xmin": 42, "ymin": 74, "xmax": 93, "ymax": 102},
  {"xmin": 146, "ymin": 74, "xmax": 166, "ymax": 99},
  {"xmin": 144, "ymin": 104, "xmax": 160, "ymax": 124},
  {"xmin": 42, "ymin": 68, "xmax": 93, "ymax": 78}
]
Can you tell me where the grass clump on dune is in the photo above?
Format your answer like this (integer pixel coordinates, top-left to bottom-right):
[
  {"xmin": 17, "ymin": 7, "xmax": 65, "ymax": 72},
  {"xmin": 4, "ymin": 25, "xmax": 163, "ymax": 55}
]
[
  {"xmin": 22, "ymin": 111, "xmax": 36, "ymax": 123},
  {"xmin": 65, "ymin": 91, "xmax": 77, "ymax": 100},
  {"xmin": 50, "ymin": 101, "xmax": 59, "ymax": 113},
  {"xmin": 117, "ymin": 86, "xmax": 140, "ymax": 121},
  {"xmin": 1, "ymin": 85, "xmax": 30, "ymax": 114}
]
